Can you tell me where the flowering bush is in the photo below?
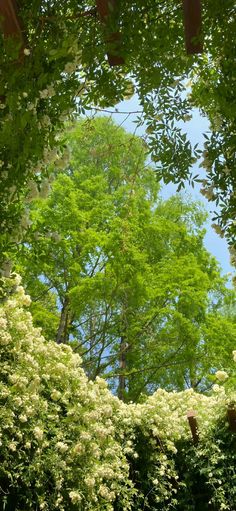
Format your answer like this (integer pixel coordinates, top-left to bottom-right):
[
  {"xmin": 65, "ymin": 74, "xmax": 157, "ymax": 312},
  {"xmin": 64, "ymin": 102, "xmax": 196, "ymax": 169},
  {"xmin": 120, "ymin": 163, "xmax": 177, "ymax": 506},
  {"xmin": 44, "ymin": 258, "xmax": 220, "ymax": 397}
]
[
  {"xmin": 0, "ymin": 275, "xmax": 235, "ymax": 510},
  {"xmin": 0, "ymin": 275, "xmax": 134, "ymax": 511}
]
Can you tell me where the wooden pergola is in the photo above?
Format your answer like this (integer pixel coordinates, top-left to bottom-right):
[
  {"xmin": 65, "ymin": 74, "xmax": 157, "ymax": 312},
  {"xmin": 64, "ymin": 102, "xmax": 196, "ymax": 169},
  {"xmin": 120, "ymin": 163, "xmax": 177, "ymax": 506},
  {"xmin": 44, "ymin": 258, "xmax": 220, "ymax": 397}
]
[{"xmin": 0, "ymin": 0, "xmax": 203, "ymax": 67}]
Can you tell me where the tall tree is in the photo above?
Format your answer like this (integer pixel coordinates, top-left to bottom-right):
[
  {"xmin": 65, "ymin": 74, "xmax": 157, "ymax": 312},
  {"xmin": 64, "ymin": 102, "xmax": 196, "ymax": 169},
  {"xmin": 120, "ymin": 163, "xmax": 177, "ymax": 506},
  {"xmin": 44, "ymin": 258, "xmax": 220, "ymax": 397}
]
[{"xmin": 14, "ymin": 117, "xmax": 236, "ymax": 400}]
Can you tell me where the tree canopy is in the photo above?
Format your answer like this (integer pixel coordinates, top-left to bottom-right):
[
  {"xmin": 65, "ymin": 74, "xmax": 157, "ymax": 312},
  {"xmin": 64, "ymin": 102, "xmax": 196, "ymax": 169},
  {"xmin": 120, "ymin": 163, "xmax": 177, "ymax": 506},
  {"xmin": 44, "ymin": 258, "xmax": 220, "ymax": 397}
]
[
  {"xmin": 0, "ymin": 0, "xmax": 236, "ymax": 258},
  {"xmin": 13, "ymin": 117, "xmax": 236, "ymax": 400}
]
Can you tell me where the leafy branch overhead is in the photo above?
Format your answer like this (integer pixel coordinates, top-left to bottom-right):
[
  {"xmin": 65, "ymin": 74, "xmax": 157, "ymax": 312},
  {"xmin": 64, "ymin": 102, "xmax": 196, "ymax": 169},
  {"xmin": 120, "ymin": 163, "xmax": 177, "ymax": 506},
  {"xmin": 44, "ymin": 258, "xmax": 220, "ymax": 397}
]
[{"xmin": 0, "ymin": 0, "xmax": 236, "ymax": 255}]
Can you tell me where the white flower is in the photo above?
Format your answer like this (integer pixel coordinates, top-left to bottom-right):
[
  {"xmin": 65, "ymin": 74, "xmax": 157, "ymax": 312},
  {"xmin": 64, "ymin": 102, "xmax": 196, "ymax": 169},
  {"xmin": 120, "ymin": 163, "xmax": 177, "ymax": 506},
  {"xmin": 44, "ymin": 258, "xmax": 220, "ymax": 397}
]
[
  {"xmin": 0, "ymin": 332, "xmax": 12, "ymax": 345},
  {"xmin": 84, "ymin": 476, "xmax": 96, "ymax": 488},
  {"xmin": 64, "ymin": 62, "xmax": 76, "ymax": 74},
  {"xmin": 51, "ymin": 389, "xmax": 61, "ymax": 401},
  {"xmin": 33, "ymin": 427, "xmax": 44, "ymax": 441},
  {"xmin": 41, "ymin": 115, "xmax": 51, "ymax": 127},
  {"xmin": 98, "ymin": 485, "xmax": 115, "ymax": 501},
  {"xmin": 23, "ymin": 294, "xmax": 31, "ymax": 306},
  {"xmin": 80, "ymin": 431, "xmax": 91, "ymax": 442},
  {"xmin": 39, "ymin": 89, "xmax": 49, "ymax": 99},
  {"xmin": 9, "ymin": 442, "xmax": 17, "ymax": 452},
  {"xmin": 0, "ymin": 316, "xmax": 7, "ymax": 329},
  {"xmin": 73, "ymin": 442, "xmax": 84, "ymax": 455},
  {"xmin": 27, "ymin": 102, "xmax": 35, "ymax": 111},
  {"xmin": 40, "ymin": 85, "xmax": 55, "ymax": 99},
  {"xmin": 23, "ymin": 48, "xmax": 30, "ymax": 56},
  {"xmin": 19, "ymin": 414, "xmax": 28, "ymax": 423},
  {"xmin": 232, "ymin": 350, "xmax": 236, "ymax": 362},
  {"xmin": 69, "ymin": 491, "xmax": 82, "ymax": 504},
  {"xmin": 215, "ymin": 370, "xmax": 228, "ymax": 382},
  {"xmin": 212, "ymin": 384, "xmax": 220, "ymax": 392},
  {"xmin": 56, "ymin": 442, "xmax": 68, "ymax": 453},
  {"xmin": 14, "ymin": 274, "xmax": 22, "ymax": 286}
]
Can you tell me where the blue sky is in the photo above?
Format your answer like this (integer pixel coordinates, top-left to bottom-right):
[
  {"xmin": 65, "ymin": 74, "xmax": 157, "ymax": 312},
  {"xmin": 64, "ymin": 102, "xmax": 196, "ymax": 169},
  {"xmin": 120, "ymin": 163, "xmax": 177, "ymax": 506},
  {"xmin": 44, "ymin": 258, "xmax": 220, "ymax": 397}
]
[{"xmin": 91, "ymin": 96, "xmax": 233, "ymax": 278}]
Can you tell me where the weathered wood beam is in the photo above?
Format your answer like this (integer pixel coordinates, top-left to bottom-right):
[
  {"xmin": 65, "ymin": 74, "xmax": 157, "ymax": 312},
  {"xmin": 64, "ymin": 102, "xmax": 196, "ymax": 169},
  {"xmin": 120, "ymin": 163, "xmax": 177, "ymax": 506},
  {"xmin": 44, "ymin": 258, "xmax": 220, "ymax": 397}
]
[
  {"xmin": 96, "ymin": 0, "xmax": 124, "ymax": 66},
  {"xmin": 227, "ymin": 407, "xmax": 236, "ymax": 433},
  {"xmin": 0, "ymin": 0, "xmax": 24, "ymax": 42},
  {"xmin": 182, "ymin": 0, "xmax": 203, "ymax": 54},
  {"xmin": 0, "ymin": 0, "xmax": 26, "ymax": 102},
  {"xmin": 187, "ymin": 410, "xmax": 199, "ymax": 444}
]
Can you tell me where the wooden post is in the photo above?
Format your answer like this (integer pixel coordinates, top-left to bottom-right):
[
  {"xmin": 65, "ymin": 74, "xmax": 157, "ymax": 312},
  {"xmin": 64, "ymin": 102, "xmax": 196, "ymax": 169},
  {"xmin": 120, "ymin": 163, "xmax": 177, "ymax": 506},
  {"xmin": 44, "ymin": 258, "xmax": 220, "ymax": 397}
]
[
  {"xmin": 0, "ymin": 0, "xmax": 24, "ymax": 44},
  {"xmin": 227, "ymin": 407, "xmax": 236, "ymax": 433},
  {"xmin": 182, "ymin": 0, "xmax": 203, "ymax": 55},
  {"xmin": 96, "ymin": 0, "xmax": 124, "ymax": 66},
  {"xmin": 0, "ymin": 0, "xmax": 26, "ymax": 103},
  {"xmin": 187, "ymin": 410, "xmax": 199, "ymax": 444}
]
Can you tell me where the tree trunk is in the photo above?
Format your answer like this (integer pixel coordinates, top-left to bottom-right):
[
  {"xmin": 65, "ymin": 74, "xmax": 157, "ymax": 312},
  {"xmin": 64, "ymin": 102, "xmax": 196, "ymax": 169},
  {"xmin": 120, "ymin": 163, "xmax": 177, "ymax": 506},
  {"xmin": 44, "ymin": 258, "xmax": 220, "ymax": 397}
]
[
  {"xmin": 118, "ymin": 335, "xmax": 127, "ymax": 401},
  {"xmin": 56, "ymin": 296, "xmax": 70, "ymax": 344}
]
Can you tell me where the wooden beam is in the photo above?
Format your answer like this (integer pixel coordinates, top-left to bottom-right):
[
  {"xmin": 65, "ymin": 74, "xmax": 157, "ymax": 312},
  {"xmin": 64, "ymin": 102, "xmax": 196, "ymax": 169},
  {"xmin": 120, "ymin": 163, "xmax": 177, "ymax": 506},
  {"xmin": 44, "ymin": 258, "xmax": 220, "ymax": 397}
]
[
  {"xmin": 227, "ymin": 407, "xmax": 236, "ymax": 433},
  {"xmin": 96, "ymin": 0, "xmax": 124, "ymax": 66},
  {"xmin": 0, "ymin": 0, "xmax": 24, "ymax": 40},
  {"xmin": 0, "ymin": 0, "xmax": 26, "ymax": 65},
  {"xmin": 182, "ymin": 0, "xmax": 203, "ymax": 55},
  {"xmin": 187, "ymin": 410, "xmax": 199, "ymax": 444}
]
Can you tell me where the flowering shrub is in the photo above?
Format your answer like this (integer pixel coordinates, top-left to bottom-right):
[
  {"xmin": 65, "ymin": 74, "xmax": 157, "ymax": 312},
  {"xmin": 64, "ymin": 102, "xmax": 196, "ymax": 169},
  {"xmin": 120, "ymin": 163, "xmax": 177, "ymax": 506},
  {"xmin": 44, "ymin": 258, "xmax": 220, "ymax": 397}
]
[
  {"xmin": 0, "ymin": 275, "xmax": 235, "ymax": 510},
  {"xmin": 128, "ymin": 387, "xmax": 236, "ymax": 510},
  {"xmin": 0, "ymin": 275, "xmax": 134, "ymax": 511}
]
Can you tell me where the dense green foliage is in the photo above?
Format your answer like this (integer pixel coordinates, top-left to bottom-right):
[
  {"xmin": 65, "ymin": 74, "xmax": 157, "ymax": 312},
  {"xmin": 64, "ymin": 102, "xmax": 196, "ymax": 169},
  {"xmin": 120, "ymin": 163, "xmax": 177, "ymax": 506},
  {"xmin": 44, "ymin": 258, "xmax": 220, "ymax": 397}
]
[
  {"xmin": 0, "ymin": 0, "xmax": 236, "ymax": 255},
  {"xmin": 12, "ymin": 118, "xmax": 236, "ymax": 400},
  {"xmin": 0, "ymin": 275, "xmax": 236, "ymax": 511}
]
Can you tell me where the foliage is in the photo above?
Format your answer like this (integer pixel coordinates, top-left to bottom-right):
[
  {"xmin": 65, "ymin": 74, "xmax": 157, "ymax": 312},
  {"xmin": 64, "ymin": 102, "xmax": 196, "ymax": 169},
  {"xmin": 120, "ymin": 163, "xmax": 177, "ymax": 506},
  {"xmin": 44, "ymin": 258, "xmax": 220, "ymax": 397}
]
[
  {"xmin": 12, "ymin": 118, "xmax": 236, "ymax": 399},
  {"xmin": 0, "ymin": 0, "xmax": 236, "ymax": 254},
  {"xmin": 0, "ymin": 274, "xmax": 236, "ymax": 510}
]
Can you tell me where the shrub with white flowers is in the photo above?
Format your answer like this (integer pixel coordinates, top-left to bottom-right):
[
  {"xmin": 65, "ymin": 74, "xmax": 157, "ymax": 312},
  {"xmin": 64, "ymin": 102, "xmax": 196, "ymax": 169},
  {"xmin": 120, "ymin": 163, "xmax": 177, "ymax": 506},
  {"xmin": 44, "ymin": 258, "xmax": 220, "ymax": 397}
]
[
  {"xmin": 0, "ymin": 275, "xmax": 236, "ymax": 510},
  {"xmin": 0, "ymin": 274, "xmax": 134, "ymax": 511}
]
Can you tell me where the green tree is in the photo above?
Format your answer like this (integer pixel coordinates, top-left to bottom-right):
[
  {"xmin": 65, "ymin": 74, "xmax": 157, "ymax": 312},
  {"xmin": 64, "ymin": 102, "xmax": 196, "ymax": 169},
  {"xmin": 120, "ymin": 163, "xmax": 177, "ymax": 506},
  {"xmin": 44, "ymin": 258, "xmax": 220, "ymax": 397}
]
[{"xmin": 14, "ymin": 118, "xmax": 236, "ymax": 400}]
